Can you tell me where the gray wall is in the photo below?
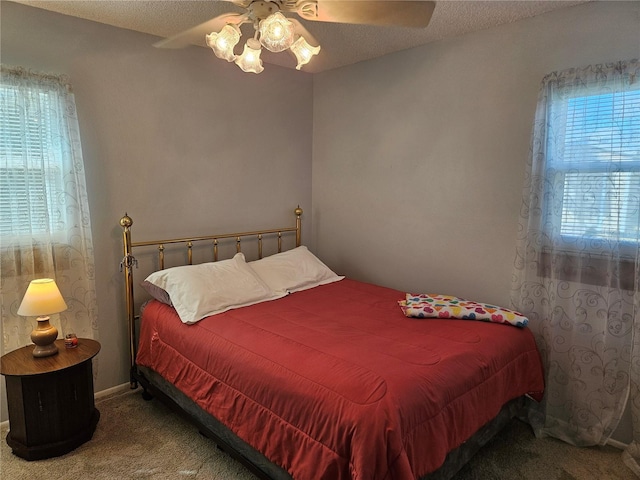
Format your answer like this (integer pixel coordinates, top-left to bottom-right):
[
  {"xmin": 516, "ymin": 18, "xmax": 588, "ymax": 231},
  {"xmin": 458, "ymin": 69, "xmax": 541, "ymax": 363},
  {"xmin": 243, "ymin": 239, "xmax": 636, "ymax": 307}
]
[
  {"xmin": 312, "ymin": 1, "xmax": 640, "ymax": 300},
  {"xmin": 0, "ymin": 1, "xmax": 313, "ymax": 420},
  {"xmin": 311, "ymin": 1, "xmax": 639, "ymax": 443}
]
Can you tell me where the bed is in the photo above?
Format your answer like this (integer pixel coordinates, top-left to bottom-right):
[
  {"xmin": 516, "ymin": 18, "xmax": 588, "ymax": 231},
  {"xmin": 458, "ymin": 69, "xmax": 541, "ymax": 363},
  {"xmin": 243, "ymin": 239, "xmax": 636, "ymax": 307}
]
[{"xmin": 119, "ymin": 207, "xmax": 544, "ymax": 480}]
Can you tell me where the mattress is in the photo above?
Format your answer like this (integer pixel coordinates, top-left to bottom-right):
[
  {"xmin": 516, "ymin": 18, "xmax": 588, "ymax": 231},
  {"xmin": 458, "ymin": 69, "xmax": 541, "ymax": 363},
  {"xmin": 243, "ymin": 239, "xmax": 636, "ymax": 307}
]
[{"xmin": 136, "ymin": 279, "xmax": 544, "ymax": 480}]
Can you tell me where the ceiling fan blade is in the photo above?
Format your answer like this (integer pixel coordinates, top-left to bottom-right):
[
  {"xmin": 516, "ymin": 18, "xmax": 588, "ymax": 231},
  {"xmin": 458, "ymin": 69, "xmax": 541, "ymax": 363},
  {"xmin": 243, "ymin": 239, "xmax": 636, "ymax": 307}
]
[
  {"xmin": 301, "ymin": 1, "xmax": 435, "ymax": 28},
  {"xmin": 153, "ymin": 13, "xmax": 246, "ymax": 49}
]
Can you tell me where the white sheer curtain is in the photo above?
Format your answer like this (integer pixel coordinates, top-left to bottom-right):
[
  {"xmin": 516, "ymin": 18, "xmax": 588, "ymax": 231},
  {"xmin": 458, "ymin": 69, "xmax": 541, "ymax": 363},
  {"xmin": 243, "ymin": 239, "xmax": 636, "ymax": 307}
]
[
  {"xmin": 0, "ymin": 66, "xmax": 98, "ymax": 355},
  {"xmin": 511, "ymin": 59, "xmax": 640, "ymax": 475}
]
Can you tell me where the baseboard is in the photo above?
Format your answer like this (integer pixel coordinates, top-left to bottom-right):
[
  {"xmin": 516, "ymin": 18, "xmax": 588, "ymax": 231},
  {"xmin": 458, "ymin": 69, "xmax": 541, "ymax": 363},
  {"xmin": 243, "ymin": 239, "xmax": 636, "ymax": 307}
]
[
  {"xmin": 607, "ymin": 438, "xmax": 630, "ymax": 450},
  {"xmin": 94, "ymin": 382, "xmax": 133, "ymax": 401}
]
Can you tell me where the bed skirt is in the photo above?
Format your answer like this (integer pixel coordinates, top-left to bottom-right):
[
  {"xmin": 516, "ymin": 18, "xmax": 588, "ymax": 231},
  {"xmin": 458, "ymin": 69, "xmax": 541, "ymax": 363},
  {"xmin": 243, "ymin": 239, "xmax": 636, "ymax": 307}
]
[{"xmin": 135, "ymin": 365, "xmax": 530, "ymax": 480}]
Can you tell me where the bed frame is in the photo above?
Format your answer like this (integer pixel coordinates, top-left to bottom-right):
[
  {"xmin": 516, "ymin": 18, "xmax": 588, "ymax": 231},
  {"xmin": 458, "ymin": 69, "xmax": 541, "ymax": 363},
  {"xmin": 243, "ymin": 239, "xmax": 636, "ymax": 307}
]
[
  {"xmin": 119, "ymin": 206, "xmax": 528, "ymax": 480},
  {"xmin": 120, "ymin": 206, "xmax": 303, "ymax": 390}
]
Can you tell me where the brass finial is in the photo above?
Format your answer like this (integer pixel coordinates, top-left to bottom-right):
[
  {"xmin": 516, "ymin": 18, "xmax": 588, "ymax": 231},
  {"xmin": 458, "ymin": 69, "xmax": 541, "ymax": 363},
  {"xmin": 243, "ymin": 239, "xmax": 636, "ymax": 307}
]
[
  {"xmin": 294, "ymin": 205, "xmax": 303, "ymax": 216},
  {"xmin": 120, "ymin": 213, "xmax": 133, "ymax": 228}
]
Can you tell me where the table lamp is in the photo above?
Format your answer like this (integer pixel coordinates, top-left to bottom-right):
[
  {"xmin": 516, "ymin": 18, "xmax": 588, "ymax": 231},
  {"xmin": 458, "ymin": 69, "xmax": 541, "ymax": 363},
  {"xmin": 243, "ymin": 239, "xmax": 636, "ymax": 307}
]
[{"xmin": 17, "ymin": 278, "xmax": 68, "ymax": 357}]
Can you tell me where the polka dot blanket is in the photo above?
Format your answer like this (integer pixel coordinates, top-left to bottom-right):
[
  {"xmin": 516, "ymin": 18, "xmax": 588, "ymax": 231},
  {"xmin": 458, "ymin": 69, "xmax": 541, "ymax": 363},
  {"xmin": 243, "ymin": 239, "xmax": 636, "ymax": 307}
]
[{"xmin": 399, "ymin": 293, "xmax": 528, "ymax": 328}]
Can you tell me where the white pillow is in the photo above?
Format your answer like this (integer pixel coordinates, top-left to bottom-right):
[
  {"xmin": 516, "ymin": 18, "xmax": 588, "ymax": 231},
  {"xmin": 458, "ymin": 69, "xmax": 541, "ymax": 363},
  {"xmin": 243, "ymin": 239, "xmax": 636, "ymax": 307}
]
[
  {"xmin": 248, "ymin": 246, "xmax": 344, "ymax": 295},
  {"xmin": 142, "ymin": 253, "xmax": 283, "ymax": 324}
]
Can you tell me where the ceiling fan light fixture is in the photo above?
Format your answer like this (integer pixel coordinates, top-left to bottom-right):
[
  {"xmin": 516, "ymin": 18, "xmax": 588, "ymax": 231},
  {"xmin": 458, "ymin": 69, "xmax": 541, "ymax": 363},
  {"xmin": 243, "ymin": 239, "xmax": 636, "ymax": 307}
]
[
  {"xmin": 289, "ymin": 36, "xmax": 321, "ymax": 70},
  {"xmin": 206, "ymin": 24, "xmax": 241, "ymax": 62},
  {"xmin": 163, "ymin": 1, "xmax": 436, "ymax": 73},
  {"xmin": 258, "ymin": 11, "xmax": 296, "ymax": 53},
  {"xmin": 235, "ymin": 38, "xmax": 264, "ymax": 74}
]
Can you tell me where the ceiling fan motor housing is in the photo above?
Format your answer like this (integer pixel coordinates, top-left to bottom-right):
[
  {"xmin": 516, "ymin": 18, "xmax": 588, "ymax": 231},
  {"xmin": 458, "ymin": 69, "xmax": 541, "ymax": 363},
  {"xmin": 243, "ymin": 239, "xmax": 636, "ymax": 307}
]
[{"xmin": 247, "ymin": 1, "xmax": 281, "ymax": 22}]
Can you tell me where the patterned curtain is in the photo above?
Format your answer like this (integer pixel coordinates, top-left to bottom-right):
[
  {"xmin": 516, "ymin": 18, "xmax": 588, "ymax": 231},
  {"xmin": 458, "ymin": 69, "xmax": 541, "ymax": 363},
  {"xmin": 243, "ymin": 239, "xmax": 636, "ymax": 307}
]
[
  {"xmin": 510, "ymin": 59, "xmax": 640, "ymax": 475},
  {"xmin": 0, "ymin": 66, "xmax": 98, "ymax": 355}
]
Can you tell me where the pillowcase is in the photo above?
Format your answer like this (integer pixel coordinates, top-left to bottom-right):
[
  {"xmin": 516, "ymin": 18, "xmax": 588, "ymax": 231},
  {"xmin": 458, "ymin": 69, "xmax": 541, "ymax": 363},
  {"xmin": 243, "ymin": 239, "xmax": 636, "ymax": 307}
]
[
  {"xmin": 248, "ymin": 246, "xmax": 344, "ymax": 295},
  {"xmin": 141, "ymin": 253, "xmax": 283, "ymax": 324},
  {"xmin": 141, "ymin": 280, "xmax": 173, "ymax": 306}
]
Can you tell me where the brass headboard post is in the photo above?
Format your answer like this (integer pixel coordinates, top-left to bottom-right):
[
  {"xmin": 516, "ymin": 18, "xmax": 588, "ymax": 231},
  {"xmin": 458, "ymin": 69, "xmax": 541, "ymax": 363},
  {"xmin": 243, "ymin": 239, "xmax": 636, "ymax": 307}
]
[
  {"xmin": 119, "ymin": 206, "xmax": 302, "ymax": 391},
  {"xmin": 119, "ymin": 213, "xmax": 138, "ymax": 388},
  {"xmin": 295, "ymin": 205, "xmax": 302, "ymax": 247}
]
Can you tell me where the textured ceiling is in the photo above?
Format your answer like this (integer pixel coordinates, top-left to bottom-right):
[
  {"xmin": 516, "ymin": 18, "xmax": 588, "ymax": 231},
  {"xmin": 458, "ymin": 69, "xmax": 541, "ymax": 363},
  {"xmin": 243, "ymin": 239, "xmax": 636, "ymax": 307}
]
[{"xmin": 10, "ymin": 0, "xmax": 592, "ymax": 73}]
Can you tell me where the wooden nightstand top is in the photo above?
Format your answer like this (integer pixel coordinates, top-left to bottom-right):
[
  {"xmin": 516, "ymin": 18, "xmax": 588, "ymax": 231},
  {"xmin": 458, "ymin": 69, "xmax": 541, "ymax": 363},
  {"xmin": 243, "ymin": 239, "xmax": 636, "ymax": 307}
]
[{"xmin": 1, "ymin": 338, "xmax": 100, "ymax": 377}]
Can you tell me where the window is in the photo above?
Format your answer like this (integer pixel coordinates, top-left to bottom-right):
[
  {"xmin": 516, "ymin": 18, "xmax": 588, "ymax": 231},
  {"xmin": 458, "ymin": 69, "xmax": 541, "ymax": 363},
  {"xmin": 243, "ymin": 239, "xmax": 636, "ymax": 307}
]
[
  {"xmin": 1, "ymin": 82, "xmax": 66, "ymax": 237},
  {"xmin": 1, "ymin": 66, "xmax": 98, "ymax": 356},
  {"xmin": 546, "ymin": 86, "xmax": 640, "ymax": 247},
  {"xmin": 511, "ymin": 61, "xmax": 640, "ymax": 454}
]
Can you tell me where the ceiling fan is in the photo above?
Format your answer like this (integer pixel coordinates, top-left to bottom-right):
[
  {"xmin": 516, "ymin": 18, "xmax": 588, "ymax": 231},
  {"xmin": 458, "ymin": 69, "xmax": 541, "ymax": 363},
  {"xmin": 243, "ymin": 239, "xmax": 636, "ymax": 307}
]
[{"xmin": 154, "ymin": 1, "xmax": 436, "ymax": 73}]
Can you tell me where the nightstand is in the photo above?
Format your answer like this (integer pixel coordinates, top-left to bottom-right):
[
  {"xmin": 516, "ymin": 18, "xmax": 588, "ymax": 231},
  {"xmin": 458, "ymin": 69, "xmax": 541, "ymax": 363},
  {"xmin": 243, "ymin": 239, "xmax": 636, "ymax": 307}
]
[{"xmin": 0, "ymin": 338, "xmax": 101, "ymax": 460}]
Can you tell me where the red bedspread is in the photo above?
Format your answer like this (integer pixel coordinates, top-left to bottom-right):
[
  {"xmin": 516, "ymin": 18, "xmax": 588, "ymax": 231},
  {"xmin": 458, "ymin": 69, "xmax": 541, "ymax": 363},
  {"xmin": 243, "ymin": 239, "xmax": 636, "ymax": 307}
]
[{"xmin": 137, "ymin": 279, "xmax": 544, "ymax": 480}]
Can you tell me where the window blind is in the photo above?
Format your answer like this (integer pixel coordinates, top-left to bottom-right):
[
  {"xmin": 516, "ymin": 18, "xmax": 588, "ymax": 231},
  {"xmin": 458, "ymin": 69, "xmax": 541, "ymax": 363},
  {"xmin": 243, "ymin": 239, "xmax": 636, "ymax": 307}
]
[
  {"xmin": 0, "ymin": 84, "xmax": 64, "ymax": 236},
  {"xmin": 549, "ymin": 87, "xmax": 640, "ymax": 243}
]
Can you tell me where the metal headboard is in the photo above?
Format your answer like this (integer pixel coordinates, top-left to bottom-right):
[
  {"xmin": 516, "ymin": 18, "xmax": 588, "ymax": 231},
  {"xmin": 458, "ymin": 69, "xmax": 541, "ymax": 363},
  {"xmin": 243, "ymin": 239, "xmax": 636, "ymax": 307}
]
[{"xmin": 119, "ymin": 206, "xmax": 303, "ymax": 388}]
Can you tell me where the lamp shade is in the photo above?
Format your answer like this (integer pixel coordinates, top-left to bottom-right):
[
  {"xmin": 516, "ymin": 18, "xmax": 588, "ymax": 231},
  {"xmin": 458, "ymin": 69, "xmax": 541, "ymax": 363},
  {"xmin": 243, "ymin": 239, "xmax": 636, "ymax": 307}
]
[
  {"xmin": 289, "ymin": 36, "xmax": 321, "ymax": 70},
  {"xmin": 206, "ymin": 24, "xmax": 241, "ymax": 62},
  {"xmin": 17, "ymin": 279, "xmax": 68, "ymax": 317},
  {"xmin": 259, "ymin": 12, "xmax": 295, "ymax": 53},
  {"xmin": 235, "ymin": 38, "xmax": 264, "ymax": 74}
]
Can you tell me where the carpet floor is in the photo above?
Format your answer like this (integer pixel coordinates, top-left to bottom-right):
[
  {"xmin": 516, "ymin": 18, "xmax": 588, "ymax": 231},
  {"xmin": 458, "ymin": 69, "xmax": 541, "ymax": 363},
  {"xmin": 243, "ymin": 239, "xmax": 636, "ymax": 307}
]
[{"xmin": 0, "ymin": 390, "xmax": 635, "ymax": 479}]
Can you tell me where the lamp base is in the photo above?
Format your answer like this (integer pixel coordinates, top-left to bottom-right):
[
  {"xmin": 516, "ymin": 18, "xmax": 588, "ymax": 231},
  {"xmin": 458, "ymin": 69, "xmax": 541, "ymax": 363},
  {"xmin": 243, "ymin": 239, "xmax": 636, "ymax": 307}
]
[
  {"xmin": 31, "ymin": 316, "xmax": 59, "ymax": 358},
  {"xmin": 32, "ymin": 342, "xmax": 59, "ymax": 358}
]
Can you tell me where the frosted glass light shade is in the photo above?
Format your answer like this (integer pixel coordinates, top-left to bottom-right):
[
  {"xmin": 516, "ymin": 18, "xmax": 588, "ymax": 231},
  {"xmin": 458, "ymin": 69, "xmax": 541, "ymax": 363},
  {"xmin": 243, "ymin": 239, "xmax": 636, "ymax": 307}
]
[
  {"xmin": 235, "ymin": 38, "xmax": 264, "ymax": 74},
  {"xmin": 258, "ymin": 12, "xmax": 295, "ymax": 53},
  {"xmin": 206, "ymin": 24, "xmax": 241, "ymax": 62},
  {"xmin": 17, "ymin": 278, "xmax": 68, "ymax": 317},
  {"xmin": 289, "ymin": 36, "xmax": 321, "ymax": 70}
]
